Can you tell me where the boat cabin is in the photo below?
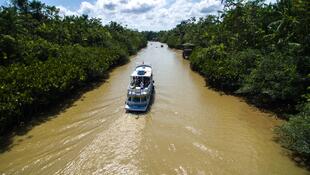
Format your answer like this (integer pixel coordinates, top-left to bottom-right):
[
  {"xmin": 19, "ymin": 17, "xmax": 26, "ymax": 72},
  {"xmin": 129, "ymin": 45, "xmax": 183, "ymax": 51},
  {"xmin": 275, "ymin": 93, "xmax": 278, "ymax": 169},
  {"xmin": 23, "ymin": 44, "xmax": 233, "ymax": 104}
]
[
  {"xmin": 129, "ymin": 65, "xmax": 152, "ymax": 89},
  {"xmin": 125, "ymin": 64, "xmax": 154, "ymax": 112}
]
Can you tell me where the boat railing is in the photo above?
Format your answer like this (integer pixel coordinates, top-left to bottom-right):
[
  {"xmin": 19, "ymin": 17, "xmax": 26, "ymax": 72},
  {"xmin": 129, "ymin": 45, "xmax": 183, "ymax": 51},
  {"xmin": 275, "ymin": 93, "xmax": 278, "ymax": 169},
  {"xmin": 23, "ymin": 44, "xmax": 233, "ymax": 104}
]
[{"xmin": 127, "ymin": 86, "xmax": 151, "ymax": 95}]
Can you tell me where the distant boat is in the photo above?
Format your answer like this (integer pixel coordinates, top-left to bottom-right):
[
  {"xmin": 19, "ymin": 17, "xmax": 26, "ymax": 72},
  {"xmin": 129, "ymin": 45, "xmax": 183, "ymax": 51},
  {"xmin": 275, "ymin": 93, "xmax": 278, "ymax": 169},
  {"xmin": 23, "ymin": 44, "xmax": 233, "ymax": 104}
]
[
  {"xmin": 182, "ymin": 43, "xmax": 195, "ymax": 59},
  {"xmin": 125, "ymin": 63, "xmax": 154, "ymax": 112}
]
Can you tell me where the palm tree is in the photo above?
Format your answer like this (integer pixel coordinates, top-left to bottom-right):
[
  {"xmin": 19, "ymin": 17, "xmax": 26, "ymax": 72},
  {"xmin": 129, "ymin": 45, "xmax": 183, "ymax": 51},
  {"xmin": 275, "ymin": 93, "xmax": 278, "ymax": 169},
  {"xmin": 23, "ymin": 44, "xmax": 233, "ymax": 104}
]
[
  {"xmin": 29, "ymin": 0, "xmax": 45, "ymax": 21},
  {"xmin": 11, "ymin": 0, "xmax": 29, "ymax": 13}
]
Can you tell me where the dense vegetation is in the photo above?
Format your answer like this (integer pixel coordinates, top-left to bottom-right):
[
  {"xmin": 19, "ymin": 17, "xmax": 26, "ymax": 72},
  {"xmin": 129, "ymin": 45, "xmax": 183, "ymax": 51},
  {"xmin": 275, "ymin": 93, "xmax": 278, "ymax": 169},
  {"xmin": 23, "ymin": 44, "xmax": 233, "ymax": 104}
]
[
  {"xmin": 0, "ymin": 0, "xmax": 147, "ymax": 135},
  {"xmin": 151, "ymin": 0, "xmax": 310, "ymax": 163}
]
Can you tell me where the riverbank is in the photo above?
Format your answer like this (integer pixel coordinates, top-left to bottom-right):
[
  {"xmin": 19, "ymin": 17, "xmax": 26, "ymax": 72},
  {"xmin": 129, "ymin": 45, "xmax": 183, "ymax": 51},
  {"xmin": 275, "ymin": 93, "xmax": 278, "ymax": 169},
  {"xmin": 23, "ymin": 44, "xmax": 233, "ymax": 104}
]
[
  {"xmin": 151, "ymin": 0, "xmax": 309, "ymax": 162},
  {"xmin": 0, "ymin": 45, "xmax": 147, "ymax": 138},
  {"xmin": 0, "ymin": 53, "xmax": 135, "ymax": 152},
  {"xmin": 0, "ymin": 1, "xmax": 147, "ymax": 137},
  {"xmin": 172, "ymin": 47, "xmax": 310, "ymax": 168}
]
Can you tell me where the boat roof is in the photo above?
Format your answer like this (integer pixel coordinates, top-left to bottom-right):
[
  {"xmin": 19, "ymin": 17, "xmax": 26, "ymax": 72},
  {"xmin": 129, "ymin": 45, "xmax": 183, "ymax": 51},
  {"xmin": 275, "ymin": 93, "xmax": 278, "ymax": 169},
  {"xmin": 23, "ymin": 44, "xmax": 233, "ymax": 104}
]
[
  {"xmin": 182, "ymin": 43, "xmax": 195, "ymax": 46},
  {"xmin": 131, "ymin": 64, "xmax": 152, "ymax": 77}
]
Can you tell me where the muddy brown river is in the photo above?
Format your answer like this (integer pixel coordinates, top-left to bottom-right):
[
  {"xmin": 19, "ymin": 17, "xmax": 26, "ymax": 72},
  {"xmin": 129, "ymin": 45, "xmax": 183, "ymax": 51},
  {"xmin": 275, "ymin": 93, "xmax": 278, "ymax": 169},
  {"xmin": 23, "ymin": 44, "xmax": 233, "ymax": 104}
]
[{"xmin": 0, "ymin": 42, "xmax": 308, "ymax": 175}]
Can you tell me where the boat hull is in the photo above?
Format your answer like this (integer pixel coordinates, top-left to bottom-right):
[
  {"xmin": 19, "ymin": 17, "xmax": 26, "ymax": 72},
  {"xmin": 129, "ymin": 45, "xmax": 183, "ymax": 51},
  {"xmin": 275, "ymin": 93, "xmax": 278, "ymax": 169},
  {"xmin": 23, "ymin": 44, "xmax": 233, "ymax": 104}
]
[
  {"xmin": 125, "ymin": 104, "xmax": 148, "ymax": 112},
  {"xmin": 125, "ymin": 90, "xmax": 153, "ymax": 112}
]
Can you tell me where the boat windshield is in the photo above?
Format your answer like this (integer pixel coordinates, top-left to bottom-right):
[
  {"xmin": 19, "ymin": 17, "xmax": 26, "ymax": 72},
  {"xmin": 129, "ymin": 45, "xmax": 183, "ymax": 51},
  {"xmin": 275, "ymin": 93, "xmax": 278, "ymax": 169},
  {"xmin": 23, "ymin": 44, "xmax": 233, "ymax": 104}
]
[{"xmin": 130, "ymin": 76, "xmax": 151, "ymax": 89}]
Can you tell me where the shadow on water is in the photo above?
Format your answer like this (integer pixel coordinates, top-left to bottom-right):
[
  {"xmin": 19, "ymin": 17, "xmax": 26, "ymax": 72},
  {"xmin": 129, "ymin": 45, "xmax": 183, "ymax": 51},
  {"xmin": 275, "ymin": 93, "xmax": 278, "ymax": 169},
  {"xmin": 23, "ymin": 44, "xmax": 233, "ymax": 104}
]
[
  {"xmin": 200, "ymin": 71, "xmax": 292, "ymax": 118},
  {"xmin": 0, "ymin": 76, "xmax": 109, "ymax": 154},
  {"xmin": 273, "ymin": 135, "xmax": 310, "ymax": 171}
]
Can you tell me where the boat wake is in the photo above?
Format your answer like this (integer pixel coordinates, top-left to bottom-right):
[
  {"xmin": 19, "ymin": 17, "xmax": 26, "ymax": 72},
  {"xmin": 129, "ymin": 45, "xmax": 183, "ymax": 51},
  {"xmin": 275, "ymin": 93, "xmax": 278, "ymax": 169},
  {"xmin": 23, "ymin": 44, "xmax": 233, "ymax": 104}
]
[{"xmin": 57, "ymin": 113, "xmax": 146, "ymax": 175}]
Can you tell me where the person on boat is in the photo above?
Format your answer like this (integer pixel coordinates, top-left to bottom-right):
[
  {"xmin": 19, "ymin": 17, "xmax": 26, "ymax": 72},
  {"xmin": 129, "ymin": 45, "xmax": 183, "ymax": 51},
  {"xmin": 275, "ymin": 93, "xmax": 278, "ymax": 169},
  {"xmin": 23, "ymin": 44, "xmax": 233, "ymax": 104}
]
[
  {"xmin": 144, "ymin": 78, "xmax": 150, "ymax": 86},
  {"xmin": 140, "ymin": 81, "xmax": 144, "ymax": 89},
  {"xmin": 130, "ymin": 77, "xmax": 136, "ymax": 88}
]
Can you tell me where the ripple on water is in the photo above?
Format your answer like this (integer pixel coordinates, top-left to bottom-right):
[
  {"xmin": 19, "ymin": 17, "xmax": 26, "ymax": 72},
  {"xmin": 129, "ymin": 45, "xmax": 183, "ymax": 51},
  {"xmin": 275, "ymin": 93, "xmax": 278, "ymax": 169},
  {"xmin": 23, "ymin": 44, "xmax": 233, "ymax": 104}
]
[
  {"xmin": 175, "ymin": 166, "xmax": 188, "ymax": 175},
  {"xmin": 192, "ymin": 142, "xmax": 223, "ymax": 161},
  {"xmin": 185, "ymin": 126, "xmax": 201, "ymax": 136},
  {"xmin": 56, "ymin": 113, "xmax": 146, "ymax": 175},
  {"xmin": 168, "ymin": 143, "xmax": 176, "ymax": 152}
]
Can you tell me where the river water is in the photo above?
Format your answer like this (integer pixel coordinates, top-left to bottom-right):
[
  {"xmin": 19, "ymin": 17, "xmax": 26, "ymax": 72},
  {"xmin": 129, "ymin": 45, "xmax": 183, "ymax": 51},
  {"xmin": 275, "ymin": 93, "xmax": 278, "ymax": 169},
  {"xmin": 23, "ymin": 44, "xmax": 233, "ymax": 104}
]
[{"xmin": 0, "ymin": 42, "xmax": 308, "ymax": 175}]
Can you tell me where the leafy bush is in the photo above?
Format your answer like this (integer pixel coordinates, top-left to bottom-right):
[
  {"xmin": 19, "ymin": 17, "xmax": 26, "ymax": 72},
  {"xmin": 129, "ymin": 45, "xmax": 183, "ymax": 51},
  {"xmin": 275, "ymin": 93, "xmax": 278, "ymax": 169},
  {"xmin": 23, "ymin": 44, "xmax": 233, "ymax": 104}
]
[
  {"xmin": 190, "ymin": 46, "xmax": 262, "ymax": 91},
  {"xmin": 239, "ymin": 52, "xmax": 301, "ymax": 104},
  {"xmin": 0, "ymin": 34, "xmax": 22, "ymax": 65},
  {"xmin": 277, "ymin": 102, "xmax": 310, "ymax": 160},
  {"xmin": 0, "ymin": 45, "xmax": 134, "ymax": 134},
  {"xmin": 190, "ymin": 44, "xmax": 226, "ymax": 72}
]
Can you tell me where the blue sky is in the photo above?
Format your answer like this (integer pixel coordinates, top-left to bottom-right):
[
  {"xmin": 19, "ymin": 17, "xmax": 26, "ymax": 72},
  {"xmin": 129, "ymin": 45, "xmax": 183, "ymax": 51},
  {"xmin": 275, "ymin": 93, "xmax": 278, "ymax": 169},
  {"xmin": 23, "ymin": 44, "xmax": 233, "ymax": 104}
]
[
  {"xmin": 0, "ymin": 0, "xmax": 274, "ymax": 31},
  {"xmin": 40, "ymin": 0, "xmax": 95, "ymax": 10}
]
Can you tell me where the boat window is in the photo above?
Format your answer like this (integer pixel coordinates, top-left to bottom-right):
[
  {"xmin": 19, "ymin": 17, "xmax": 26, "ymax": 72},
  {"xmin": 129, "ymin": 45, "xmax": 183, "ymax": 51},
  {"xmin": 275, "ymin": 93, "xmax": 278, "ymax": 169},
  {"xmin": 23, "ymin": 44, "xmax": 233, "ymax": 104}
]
[
  {"xmin": 133, "ymin": 97, "xmax": 140, "ymax": 102},
  {"xmin": 132, "ymin": 76, "xmax": 143, "ymax": 87},
  {"xmin": 138, "ymin": 70, "xmax": 146, "ymax": 75},
  {"xmin": 130, "ymin": 77, "xmax": 135, "ymax": 86},
  {"xmin": 141, "ymin": 97, "xmax": 147, "ymax": 102},
  {"xmin": 144, "ymin": 77, "xmax": 150, "ymax": 86}
]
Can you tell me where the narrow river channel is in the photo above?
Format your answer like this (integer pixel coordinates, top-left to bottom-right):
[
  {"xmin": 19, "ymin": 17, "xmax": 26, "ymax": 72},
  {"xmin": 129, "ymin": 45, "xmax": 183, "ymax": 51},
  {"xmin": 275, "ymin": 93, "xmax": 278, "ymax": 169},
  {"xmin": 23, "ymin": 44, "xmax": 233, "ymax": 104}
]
[{"xmin": 0, "ymin": 42, "xmax": 308, "ymax": 175}]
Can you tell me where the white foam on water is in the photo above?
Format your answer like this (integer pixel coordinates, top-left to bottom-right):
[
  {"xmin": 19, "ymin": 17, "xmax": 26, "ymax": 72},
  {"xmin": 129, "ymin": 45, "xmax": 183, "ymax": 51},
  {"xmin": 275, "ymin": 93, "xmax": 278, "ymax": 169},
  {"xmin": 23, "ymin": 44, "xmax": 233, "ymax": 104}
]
[
  {"xmin": 57, "ymin": 113, "xmax": 146, "ymax": 175},
  {"xmin": 168, "ymin": 143, "xmax": 176, "ymax": 152},
  {"xmin": 175, "ymin": 166, "xmax": 188, "ymax": 175},
  {"xmin": 192, "ymin": 142, "xmax": 224, "ymax": 161},
  {"xmin": 185, "ymin": 126, "xmax": 201, "ymax": 136}
]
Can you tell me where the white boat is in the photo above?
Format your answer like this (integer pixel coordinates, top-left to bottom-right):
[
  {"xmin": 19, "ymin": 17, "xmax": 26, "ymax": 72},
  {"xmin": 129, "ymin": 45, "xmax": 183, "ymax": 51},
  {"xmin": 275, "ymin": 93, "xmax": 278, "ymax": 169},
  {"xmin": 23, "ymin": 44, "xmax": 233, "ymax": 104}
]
[{"xmin": 125, "ymin": 63, "xmax": 154, "ymax": 112}]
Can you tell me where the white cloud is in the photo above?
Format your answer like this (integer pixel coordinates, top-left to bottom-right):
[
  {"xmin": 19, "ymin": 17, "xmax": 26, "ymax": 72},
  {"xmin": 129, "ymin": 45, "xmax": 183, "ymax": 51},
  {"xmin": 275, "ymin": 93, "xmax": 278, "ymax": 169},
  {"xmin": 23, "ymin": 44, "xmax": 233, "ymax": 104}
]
[
  {"xmin": 57, "ymin": 5, "xmax": 78, "ymax": 16},
  {"xmin": 196, "ymin": 0, "xmax": 222, "ymax": 14},
  {"xmin": 57, "ymin": 0, "xmax": 223, "ymax": 31},
  {"xmin": 78, "ymin": 2, "xmax": 95, "ymax": 15}
]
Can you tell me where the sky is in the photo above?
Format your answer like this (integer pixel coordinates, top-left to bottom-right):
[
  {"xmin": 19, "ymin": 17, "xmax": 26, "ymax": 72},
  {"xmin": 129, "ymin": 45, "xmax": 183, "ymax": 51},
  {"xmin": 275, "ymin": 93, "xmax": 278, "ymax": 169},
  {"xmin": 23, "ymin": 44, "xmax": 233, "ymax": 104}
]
[
  {"xmin": 47, "ymin": 0, "xmax": 225, "ymax": 31},
  {"xmin": 0, "ymin": 0, "xmax": 275, "ymax": 31}
]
